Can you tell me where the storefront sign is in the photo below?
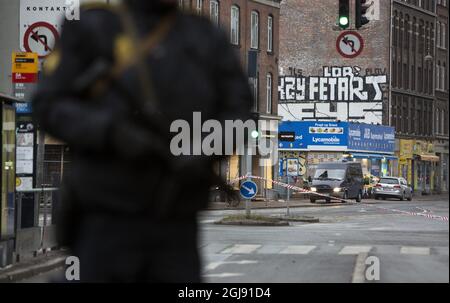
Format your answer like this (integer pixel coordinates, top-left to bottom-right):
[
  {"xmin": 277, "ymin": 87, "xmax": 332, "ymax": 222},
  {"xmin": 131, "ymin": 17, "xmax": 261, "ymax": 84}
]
[
  {"xmin": 279, "ymin": 121, "xmax": 395, "ymax": 155},
  {"xmin": 279, "ymin": 121, "xmax": 348, "ymax": 150},
  {"xmin": 399, "ymin": 139, "xmax": 414, "ymax": 159},
  {"xmin": 348, "ymin": 123, "xmax": 395, "ymax": 153}
]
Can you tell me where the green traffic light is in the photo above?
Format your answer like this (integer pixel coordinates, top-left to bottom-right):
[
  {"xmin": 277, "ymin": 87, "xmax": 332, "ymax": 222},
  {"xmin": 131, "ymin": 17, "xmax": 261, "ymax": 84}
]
[{"xmin": 339, "ymin": 16, "xmax": 349, "ymax": 27}]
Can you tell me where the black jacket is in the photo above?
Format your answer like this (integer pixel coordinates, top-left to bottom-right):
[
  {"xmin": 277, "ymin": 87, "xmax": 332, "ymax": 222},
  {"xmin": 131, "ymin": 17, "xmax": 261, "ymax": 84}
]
[{"xmin": 33, "ymin": 4, "xmax": 253, "ymax": 222}]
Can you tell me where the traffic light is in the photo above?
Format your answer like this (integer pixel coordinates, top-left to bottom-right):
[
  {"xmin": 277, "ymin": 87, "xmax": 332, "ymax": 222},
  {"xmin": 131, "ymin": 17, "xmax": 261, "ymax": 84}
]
[
  {"xmin": 338, "ymin": 0, "xmax": 350, "ymax": 29},
  {"xmin": 356, "ymin": 0, "xmax": 371, "ymax": 29}
]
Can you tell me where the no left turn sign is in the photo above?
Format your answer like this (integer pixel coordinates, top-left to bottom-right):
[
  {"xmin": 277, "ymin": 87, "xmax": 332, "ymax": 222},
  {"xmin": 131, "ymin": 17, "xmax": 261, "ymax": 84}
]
[
  {"xmin": 336, "ymin": 31, "xmax": 364, "ymax": 58},
  {"xmin": 23, "ymin": 22, "xmax": 59, "ymax": 58}
]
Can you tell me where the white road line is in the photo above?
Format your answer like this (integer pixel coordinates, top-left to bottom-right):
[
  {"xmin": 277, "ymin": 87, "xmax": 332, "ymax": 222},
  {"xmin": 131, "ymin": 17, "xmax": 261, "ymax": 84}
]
[
  {"xmin": 220, "ymin": 244, "xmax": 261, "ymax": 254},
  {"xmin": 400, "ymin": 246, "xmax": 431, "ymax": 255},
  {"xmin": 351, "ymin": 252, "xmax": 369, "ymax": 283},
  {"xmin": 205, "ymin": 260, "xmax": 259, "ymax": 271},
  {"xmin": 339, "ymin": 246, "xmax": 372, "ymax": 255},
  {"xmin": 203, "ymin": 273, "xmax": 244, "ymax": 278},
  {"xmin": 279, "ymin": 245, "xmax": 316, "ymax": 255}
]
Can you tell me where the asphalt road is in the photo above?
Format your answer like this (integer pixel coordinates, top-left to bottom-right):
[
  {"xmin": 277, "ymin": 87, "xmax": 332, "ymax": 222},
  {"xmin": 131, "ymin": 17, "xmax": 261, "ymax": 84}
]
[{"xmin": 19, "ymin": 197, "xmax": 449, "ymax": 283}]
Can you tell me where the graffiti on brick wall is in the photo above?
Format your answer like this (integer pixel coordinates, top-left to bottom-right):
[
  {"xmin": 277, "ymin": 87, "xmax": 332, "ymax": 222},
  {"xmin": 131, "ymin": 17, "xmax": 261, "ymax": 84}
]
[{"xmin": 278, "ymin": 66, "xmax": 388, "ymax": 124}]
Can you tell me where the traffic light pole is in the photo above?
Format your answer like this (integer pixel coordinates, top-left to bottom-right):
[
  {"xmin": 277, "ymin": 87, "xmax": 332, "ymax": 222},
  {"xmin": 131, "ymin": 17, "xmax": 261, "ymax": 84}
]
[{"xmin": 245, "ymin": 147, "xmax": 252, "ymax": 219}]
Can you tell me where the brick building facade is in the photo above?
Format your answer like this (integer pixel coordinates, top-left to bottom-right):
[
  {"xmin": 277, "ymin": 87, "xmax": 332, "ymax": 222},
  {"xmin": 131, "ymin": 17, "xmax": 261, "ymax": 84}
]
[
  {"xmin": 179, "ymin": 0, "xmax": 282, "ymax": 193},
  {"xmin": 278, "ymin": 0, "xmax": 448, "ymax": 194}
]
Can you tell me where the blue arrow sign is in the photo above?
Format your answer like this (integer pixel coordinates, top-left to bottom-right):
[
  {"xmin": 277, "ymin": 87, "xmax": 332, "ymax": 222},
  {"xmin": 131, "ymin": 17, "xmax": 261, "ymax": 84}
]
[{"xmin": 240, "ymin": 180, "xmax": 258, "ymax": 200}]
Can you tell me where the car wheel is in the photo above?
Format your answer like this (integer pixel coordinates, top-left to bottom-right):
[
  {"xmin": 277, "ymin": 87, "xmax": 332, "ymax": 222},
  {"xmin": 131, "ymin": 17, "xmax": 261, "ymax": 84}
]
[
  {"xmin": 374, "ymin": 195, "xmax": 380, "ymax": 200},
  {"xmin": 400, "ymin": 192, "xmax": 405, "ymax": 201},
  {"xmin": 382, "ymin": 196, "xmax": 386, "ymax": 200},
  {"xmin": 407, "ymin": 193, "xmax": 412, "ymax": 201},
  {"xmin": 310, "ymin": 198, "xmax": 316, "ymax": 203},
  {"xmin": 356, "ymin": 191, "xmax": 362, "ymax": 203}
]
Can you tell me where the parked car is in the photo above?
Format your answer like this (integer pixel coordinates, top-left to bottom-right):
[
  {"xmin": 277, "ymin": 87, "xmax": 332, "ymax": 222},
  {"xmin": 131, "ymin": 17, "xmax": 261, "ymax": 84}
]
[
  {"xmin": 309, "ymin": 161, "xmax": 364, "ymax": 203},
  {"xmin": 373, "ymin": 177, "xmax": 413, "ymax": 201}
]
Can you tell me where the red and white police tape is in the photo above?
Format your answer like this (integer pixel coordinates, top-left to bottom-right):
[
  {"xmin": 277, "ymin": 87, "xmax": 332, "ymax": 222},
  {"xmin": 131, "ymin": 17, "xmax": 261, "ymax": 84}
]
[{"xmin": 229, "ymin": 175, "xmax": 449, "ymax": 222}]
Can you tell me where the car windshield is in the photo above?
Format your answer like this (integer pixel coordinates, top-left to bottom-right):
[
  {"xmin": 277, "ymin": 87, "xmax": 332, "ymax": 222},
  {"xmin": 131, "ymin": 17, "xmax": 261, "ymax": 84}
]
[
  {"xmin": 379, "ymin": 178, "xmax": 399, "ymax": 184},
  {"xmin": 314, "ymin": 169, "xmax": 346, "ymax": 181}
]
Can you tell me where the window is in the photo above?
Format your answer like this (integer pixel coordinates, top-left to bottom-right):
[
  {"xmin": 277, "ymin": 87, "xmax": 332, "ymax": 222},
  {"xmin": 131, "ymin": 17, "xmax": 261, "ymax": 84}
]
[
  {"xmin": 441, "ymin": 63, "xmax": 446, "ymax": 90},
  {"xmin": 230, "ymin": 5, "xmax": 239, "ymax": 45},
  {"xmin": 251, "ymin": 11, "xmax": 259, "ymax": 49},
  {"xmin": 442, "ymin": 23, "xmax": 447, "ymax": 49},
  {"xmin": 210, "ymin": 0, "xmax": 219, "ymax": 26},
  {"xmin": 266, "ymin": 73, "xmax": 272, "ymax": 114},
  {"xmin": 253, "ymin": 76, "xmax": 259, "ymax": 111},
  {"xmin": 196, "ymin": 0, "xmax": 203, "ymax": 15},
  {"xmin": 437, "ymin": 21, "xmax": 441, "ymax": 47},
  {"xmin": 267, "ymin": 15, "xmax": 273, "ymax": 52},
  {"xmin": 436, "ymin": 62, "xmax": 441, "ymax": 90},
  {"xmin": 405, "ymin": 15, "xmax": 410, "ymax": 49},
  {"xmin": 437, "ymin": 109, "xmax": 441, "ymax": 133},
  {"xmin": 442, "ymin": 110, "xmax": 446, "ymax": 135}
]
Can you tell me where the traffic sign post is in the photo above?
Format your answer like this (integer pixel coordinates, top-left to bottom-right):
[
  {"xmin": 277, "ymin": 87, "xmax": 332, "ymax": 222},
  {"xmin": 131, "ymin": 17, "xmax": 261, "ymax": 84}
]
[
  {"xmin": 240, "ymin": 180, "xmax": 258, "ymax": 218},
  {"xmin": 336, "ymin": 31, "xmax": 364, "ymax": 58},
  {"xmin": 23, "ymin": 22, "xmax": 59, "ymax": 59}
]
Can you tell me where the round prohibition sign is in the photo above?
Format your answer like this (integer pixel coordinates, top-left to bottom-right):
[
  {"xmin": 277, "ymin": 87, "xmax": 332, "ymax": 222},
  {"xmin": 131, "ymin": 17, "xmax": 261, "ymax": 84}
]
[
  {"xmin": 336, "ymin": 31, "xmax": 364, "ymax": 58},
  {"xmin": 23, "ymin": 22, "xmax": 59, "ymax": 59}
]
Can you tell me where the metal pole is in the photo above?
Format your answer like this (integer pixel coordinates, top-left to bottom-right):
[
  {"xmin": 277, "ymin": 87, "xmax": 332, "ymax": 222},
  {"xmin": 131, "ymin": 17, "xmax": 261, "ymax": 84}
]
[
  {"xmin": 35, "ymin": 129, "xmax": 46, "ymax": 227},
  {"xmin": 245, "ymin": 148, "xmax": 252, "ymax": 219},
  {"xmin": 286, "ymin": 175, "xmax": 290, "ymax": 217}
]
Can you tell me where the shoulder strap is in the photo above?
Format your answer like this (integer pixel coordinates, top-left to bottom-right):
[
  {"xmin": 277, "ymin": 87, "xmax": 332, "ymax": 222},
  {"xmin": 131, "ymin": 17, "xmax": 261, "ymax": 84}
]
[{"xmin": 113, "ymin": 5, "xmax": 176, "ymax": 116}]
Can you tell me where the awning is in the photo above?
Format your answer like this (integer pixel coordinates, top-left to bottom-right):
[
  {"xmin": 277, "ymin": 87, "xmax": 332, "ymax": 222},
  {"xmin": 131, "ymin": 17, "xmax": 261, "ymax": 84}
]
[
  {"xmin": 418, "ymin": 154, "xmax": 440, "ymax": 162},
  {"xmin": 350, "ymin": 153, "xmax": 397, "ymax": 160}
]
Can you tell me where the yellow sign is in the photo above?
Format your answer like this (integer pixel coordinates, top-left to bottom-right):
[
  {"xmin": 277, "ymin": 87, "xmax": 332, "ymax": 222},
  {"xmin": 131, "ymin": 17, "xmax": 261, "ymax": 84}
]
[
  {"xmin": 399, "ymin": 139, "xmax": 414, "ymax": 159},
  {"xmin": 12, "ymin": 52, "xmax": 38, "ymax": 74},
  {"xmin": 413, "ymin": 140, "xmax": 434, "ymax": 155}
]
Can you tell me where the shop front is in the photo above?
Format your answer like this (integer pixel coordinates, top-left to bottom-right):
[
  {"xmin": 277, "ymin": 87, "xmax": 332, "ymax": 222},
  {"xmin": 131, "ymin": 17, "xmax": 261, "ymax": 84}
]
[
  {"xmin": 278, "ymin": 121, "xmax": 396, "ymax": 188},
  {"xmin": 412, "ymin": 140, "xmax": 439, "ymax": 194}
]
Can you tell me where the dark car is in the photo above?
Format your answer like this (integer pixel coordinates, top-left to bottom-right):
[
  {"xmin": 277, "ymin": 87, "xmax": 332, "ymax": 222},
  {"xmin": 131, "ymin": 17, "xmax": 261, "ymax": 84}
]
[{"xmin": 309, "ymin": 161, "xmax": 364, "ymax": 203}]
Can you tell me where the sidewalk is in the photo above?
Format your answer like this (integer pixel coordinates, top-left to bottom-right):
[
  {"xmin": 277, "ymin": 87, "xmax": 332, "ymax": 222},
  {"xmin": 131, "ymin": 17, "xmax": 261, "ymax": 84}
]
[{"xmin": 0, "ymin": 250, "xmax": 67, "ymax": 283}]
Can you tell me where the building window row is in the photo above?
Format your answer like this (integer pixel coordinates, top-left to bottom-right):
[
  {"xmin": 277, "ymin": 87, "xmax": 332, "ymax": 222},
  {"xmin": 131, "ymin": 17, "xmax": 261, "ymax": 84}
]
[
  {"xmin": 435, "ymin": 108, "xmax": 448, "ymax": 135},
  {"xmin": 436, "ymin": 21, "xmax": 447, "ymax": 49},
  {"xmin": 436, "ymin": 61, "xmax": 447, "ymax": 91},
  {"xmin": 392, "ymin": 94, "xmax": 434, "ymax": 136}
]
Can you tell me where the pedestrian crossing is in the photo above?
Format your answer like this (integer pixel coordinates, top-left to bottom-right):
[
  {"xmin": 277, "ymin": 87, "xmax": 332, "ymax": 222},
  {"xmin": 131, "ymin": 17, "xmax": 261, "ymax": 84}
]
[{"xmin": 201, "ymin": 243, "xmax": 448, "ymax": 256}]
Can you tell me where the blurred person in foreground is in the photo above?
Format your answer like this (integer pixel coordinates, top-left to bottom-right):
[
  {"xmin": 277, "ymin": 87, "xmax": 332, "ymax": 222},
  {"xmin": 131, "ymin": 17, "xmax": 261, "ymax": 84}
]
[{"xmin": 33, "ymin": 0, "xmax": 252, "ymax": 282}]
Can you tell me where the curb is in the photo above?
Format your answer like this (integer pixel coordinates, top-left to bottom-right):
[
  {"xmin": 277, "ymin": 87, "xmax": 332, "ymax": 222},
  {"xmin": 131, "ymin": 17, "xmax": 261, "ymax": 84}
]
[
  {"xmin": 214, "ymin": 220, "xmax": 290, "ymax": 226},
  {"xmin": 276, "ymin": 216, "xmax": 320, "ymax": 223},
  {"xmin": 207, "ymin": 202, "xmax": 344, "ymax": 211},
  {"xmin": 0, "ymin": 256, "xmax": 66, "ymax": 283}
]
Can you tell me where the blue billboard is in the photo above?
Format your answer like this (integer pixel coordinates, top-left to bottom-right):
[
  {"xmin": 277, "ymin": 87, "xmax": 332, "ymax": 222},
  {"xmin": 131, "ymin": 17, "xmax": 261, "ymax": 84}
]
[
  {"xmin": 15, "ymin": 102, "xmax": 32, "ymax": 114},
  {"xmin": 279, "ymin": 121, "xmax": 395, "ymax": 154},
  {"xmin": 278, "ymin": 121, "xmax": 349, "ymax": 150},
  {"xmin": 348, "ymin": 123, "xmax": 395, "ymax": 154}
]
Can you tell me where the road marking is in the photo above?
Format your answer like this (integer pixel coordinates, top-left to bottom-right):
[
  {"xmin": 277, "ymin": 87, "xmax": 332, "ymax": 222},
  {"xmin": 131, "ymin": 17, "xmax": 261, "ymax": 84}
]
[
  {"xmin": 279, "ymin": 245, "xmax": 316, "ymax": 255},
  {"xmin": 203, "ymin": 272, "xmax": 244, "ymax": 278},
  {"xmin": 351, "ymin": 252, "xmax": 368, "ymax": 283},
  {"xmin": 220, "ymin": 244, "xmax": 261, "ymax": 254},
  {"xmin": 339, "ymin": 246, "xmax": 372, "ymax": 255},
  {"xmin": 205, "ymin": 260, "xmax": 258, "ymax": 271},
  {"xmin": 400, "ymin": 246, "xmax": 430, "ymax": 255}
]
